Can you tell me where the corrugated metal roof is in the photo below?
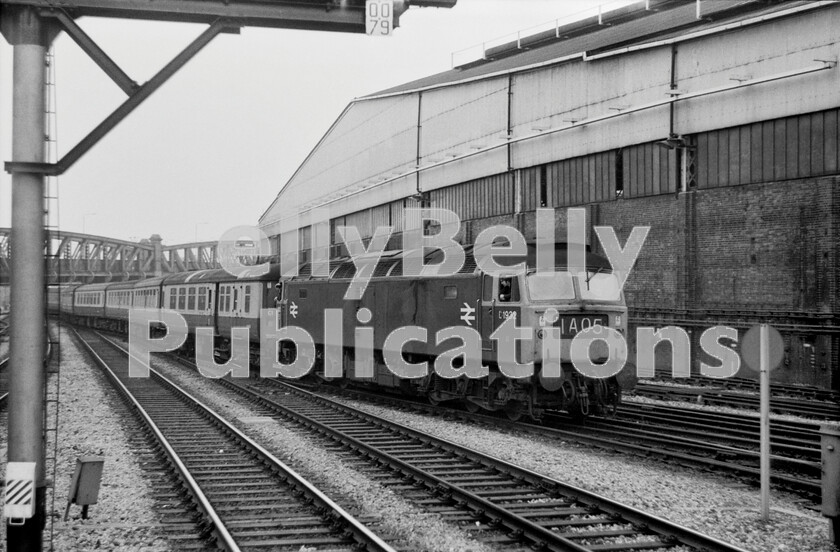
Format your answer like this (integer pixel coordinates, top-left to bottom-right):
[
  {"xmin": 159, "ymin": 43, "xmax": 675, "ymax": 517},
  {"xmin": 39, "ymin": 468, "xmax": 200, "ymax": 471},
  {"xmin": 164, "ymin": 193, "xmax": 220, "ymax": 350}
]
[{"xmin": 367, "ymin": 0, "xmax": 816, "ymax": 97}]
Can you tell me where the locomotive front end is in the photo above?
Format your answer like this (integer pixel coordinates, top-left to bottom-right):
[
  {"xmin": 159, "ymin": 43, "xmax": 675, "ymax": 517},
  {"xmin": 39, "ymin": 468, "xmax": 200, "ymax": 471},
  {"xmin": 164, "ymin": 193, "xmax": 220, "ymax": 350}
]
[{"xmin": 521, "ymin": 266, "xmax": 636, "ymax": 419}]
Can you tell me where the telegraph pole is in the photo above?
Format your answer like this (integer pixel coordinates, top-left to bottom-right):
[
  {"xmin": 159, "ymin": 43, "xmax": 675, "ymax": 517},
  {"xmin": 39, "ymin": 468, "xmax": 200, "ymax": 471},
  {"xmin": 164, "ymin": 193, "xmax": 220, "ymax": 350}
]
[{"xmin": 1, "ymin": 6, "xmax": 56, "ymax": 551}]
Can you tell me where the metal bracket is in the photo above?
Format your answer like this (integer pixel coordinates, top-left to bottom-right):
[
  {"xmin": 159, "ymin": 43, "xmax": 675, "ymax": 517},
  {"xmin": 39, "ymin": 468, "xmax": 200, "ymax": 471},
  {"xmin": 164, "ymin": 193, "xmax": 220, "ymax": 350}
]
[
  {"xmin": 4, "ymin": 19, "xmax": 240, "ymax": 177},
  {"xmin": 44, "ymin": 9, "xmax": 139, "ymax": 95}
]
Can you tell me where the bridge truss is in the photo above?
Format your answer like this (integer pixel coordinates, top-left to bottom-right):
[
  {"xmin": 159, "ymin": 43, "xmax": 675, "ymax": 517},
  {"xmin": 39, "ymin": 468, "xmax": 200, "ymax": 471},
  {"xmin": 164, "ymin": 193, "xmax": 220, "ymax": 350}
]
[{"xmin": 0, "ymin": 228, "xmax": 219, "ymax": 284}]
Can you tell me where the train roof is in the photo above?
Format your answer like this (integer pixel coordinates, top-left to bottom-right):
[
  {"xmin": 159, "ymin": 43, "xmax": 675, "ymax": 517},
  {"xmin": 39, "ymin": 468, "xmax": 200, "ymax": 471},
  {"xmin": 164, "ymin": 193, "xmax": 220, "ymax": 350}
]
[
  {"xmin": 105, "ymin": 280, "xmax": 139, "ymax": 291},
  {"xmin": 133, "ymin": 275, "xmax": 167, "ymax": 288},
  {"xmin": 162, "ymin": 269, "xmax": 222, "ymax": 285},
  {"xmin": 74, "ymin": 282, "xmax": 111, "ymax": 292},
  {"xmin": 163, "ymin": 263, "xmax": 282, "ymax": 285}
]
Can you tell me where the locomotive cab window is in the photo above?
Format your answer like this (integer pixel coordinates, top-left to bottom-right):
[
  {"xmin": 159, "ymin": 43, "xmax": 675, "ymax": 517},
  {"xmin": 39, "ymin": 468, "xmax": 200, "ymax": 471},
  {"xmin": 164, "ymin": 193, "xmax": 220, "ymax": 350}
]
[
  {"xmin": 498, "ymin": 277, "xmax": 519, "ymax": 302},
  {"xmin": 527, "ymin": 272, "xmax": 575, "ymax": 301},
  {"xmin": 577, "ymin": 270, "xmax": 621, "ymax": 301},
  {"xmin": 443, "ymin": 285, "xmax": 457, "ymax": 299},
  {"xmin": 299, "ymin": 288, "xmax": 308, "ymax": 299}
]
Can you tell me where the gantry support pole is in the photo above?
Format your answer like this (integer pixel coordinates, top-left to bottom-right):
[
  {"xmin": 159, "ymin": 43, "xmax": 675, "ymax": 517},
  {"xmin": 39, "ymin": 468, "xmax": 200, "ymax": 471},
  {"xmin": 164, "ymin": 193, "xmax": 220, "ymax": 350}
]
[{"xmin": 3, "ymin": 6, "xmax": 52, "ymax": 552}]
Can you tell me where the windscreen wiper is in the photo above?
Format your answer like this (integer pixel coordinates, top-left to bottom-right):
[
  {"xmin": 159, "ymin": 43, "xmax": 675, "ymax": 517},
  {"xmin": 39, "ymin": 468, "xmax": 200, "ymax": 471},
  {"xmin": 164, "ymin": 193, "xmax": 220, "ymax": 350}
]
[{"xmin": 584, "ymin": 267, "xmax": 605, "ymax": 290}]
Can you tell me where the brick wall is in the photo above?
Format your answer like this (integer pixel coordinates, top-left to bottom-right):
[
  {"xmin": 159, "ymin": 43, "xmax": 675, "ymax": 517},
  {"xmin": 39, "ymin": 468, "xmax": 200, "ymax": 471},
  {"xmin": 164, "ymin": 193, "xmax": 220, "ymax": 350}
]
[{"xmin": 585, "ymin": 176, "xmax": 839, "ymax": 389}]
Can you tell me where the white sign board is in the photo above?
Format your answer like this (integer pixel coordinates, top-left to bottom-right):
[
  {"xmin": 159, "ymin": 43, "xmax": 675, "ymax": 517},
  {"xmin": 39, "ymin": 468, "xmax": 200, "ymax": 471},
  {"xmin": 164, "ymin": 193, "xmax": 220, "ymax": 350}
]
[{"xmin": 366, "ymin": 0, "xmax": 393, "ymax": 36}]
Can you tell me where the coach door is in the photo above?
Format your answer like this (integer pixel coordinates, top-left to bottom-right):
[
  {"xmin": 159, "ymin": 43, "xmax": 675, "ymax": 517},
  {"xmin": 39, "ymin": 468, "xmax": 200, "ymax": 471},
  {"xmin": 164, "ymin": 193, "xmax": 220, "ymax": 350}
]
[
  {"xmin": 230, "ymin": 283, "xmax": 254, "ymax": 320},
  {"xmin": 480, "ymin": 275, "xmax": 522, "ymax": 353}
]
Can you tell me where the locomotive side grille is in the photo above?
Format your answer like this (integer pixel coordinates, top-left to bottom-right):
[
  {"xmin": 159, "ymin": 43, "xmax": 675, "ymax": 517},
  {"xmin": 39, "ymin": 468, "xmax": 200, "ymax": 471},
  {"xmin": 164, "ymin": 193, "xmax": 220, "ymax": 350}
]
[
  {"xmin": 372, "ymin": 259, "xmax": 395, "ymax": 277},
  {"xmin": 391, "ymin": 260, "xmax": 403, "ymax": 277},
  {"xmin": 332, "ymin": 263, "xmax": 357, "ymax": 279},
  {"xmin": 457, "ymin": 250, "xmax": 477, "ymax": 274}
]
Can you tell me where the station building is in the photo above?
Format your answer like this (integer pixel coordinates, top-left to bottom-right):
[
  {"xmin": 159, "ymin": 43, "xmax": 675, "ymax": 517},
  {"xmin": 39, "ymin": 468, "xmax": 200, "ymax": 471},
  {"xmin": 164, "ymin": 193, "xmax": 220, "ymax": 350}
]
[{"xmin": 259, "ymin": 0, "xmax": 840, "ymax": 391}]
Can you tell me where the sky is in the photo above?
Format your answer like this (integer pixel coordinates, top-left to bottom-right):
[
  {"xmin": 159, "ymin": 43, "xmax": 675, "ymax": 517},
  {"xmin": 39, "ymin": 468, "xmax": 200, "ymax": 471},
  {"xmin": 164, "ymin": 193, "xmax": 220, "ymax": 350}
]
[{"xmin": 0, "ymin": 0, "xmax": 631, "ymax": 245}]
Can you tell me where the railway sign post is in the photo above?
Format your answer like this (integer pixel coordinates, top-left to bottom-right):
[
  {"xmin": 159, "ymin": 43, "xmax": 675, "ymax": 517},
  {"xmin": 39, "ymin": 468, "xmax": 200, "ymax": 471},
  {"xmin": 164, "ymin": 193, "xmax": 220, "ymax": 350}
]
[{"xmin": 741, "ymin": 323, "xmax": 784, "ymax": 521}]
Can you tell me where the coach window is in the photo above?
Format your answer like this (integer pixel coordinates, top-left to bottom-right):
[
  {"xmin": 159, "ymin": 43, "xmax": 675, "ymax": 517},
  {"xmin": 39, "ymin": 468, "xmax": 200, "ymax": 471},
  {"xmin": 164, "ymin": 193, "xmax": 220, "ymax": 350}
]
[
  {"xmin": 233, "ymin": 288, "xmax": 239, "ymax": 312},
  {"xmin": 178, "ymin": 287, "xmax": 186, "ymax": 310},
  {"xmin": 188, "ymin": 288, "xmax": 196, "ymax": 311},
  {"xmin": 244, "ymin": 285, "xmax": 251, "ymax": 313},
  {"xmin": 198, "ymin": 288, "xmax": 206, "ymax": 311},
  {"xmin": 169, "ymin": 290, "xmax": 176, "ymax": 309}
]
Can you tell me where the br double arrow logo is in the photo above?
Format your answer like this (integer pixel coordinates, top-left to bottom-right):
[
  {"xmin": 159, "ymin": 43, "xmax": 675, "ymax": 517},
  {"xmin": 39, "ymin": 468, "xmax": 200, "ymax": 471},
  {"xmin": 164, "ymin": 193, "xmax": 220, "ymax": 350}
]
[{"xmin": 460, "ymin": 302, "xmax": 475, "ymax": 326}]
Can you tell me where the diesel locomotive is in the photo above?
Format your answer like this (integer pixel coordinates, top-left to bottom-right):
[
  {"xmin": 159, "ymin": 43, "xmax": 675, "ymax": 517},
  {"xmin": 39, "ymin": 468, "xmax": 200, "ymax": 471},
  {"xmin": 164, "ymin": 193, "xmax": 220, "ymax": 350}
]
[{"xmin": 54, "ymin": 242, "xmax": 636, "ymax": 420}]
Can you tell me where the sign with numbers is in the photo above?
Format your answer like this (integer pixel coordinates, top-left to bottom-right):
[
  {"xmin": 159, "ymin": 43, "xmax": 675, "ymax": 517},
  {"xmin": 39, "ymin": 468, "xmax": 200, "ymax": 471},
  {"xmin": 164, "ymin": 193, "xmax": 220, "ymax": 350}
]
[{"xmin": 366, "ymin": 0, "xmax": 393, "ymax": 36}]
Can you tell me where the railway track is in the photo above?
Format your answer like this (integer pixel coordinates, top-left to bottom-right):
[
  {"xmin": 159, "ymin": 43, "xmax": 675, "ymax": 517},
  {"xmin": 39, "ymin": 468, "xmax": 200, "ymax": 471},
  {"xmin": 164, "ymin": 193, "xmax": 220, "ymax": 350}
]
[
  {"xmin": 632, "ymin": 382, "xmax": 839, "ymax": 421},
  {"xmin": 72, "ymin": 328, "xmax": 395, "ymax": 552},
  {"xmin": 303, "ymin": 383, "xmax": 822, "ymax": 503},
  {"xmin": 163, "ymin": 358, "xmax": 749, "ymax": 552},
  {"xmin": 649, "ymin": 373, "xmax": 839, "ymax": 403}
]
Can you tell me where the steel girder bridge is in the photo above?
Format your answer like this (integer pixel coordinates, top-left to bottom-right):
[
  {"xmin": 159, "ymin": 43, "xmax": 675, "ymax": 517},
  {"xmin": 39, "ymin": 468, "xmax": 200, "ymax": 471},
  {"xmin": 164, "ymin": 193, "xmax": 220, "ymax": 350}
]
[{"xmin": 0, "ymin": 228, "xmax": 219, "ymax": 284}]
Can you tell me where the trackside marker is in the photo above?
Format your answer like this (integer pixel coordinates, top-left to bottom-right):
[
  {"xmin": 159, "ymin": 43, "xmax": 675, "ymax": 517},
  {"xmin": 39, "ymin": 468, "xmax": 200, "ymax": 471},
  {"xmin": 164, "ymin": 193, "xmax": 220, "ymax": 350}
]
[
  {"xmin": 742, "ymin": 323, "xmax": 784, "ymax": 521},
  {"xmin": 4, "ymin": 462, "xmax": 36, "ymax": 523}
]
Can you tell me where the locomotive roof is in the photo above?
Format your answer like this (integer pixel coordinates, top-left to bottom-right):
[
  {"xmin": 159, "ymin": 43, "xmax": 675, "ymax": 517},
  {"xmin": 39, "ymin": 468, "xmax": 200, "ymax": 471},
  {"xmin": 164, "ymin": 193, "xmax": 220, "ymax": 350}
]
[{"xmin": 288, "ymin": 242, "xmax": 613, "ymax": 281}]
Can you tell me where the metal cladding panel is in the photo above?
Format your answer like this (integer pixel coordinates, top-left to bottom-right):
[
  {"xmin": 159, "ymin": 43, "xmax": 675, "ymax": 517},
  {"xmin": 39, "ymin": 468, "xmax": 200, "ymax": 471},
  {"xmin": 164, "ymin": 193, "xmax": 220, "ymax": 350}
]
[
  {"xmin": 421, "ymin": 148, "xmax": 508, "ymax": 193},
  {"xmin": 674, "ymin": 8, "xmax": 840, "ymax": 134},
  {"xmin": 262, "ymin": 95, "xmax": 418, "ymax": 230},
  {"xmin": 512, "ymin": 104, "xmax": 670, "ymax": 171},
  {"xmin": 510, "ymin": 48, "xmax": 672, "ymax": 168},
  {"xmin": 344, "ymin": 209, "xmax": 373, "ymax": 239},
  {"xmin": 370, "ymin": 204, "xmax": 391, "ymax": 231},
  {"xmin": 418, "ymin": 77, "xmax": 510, "ymax": 190},
  {"xmin": 264, "ymin": 174, "xmax": 416, "ymax": 238},
  {"xmin": 420, "ymin": 77, "xmax": 509, "ymax": 159},
  {"xmin": 695, "ymin": 108, "xmax": 840, "ymax": 188},
  {"xmin": 390, "ymin": 199, "xmax": 406, "ymax": 233},
  {"xmin": 431, "ymin": 173, "xmax": 515, "ymax": 220}
]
